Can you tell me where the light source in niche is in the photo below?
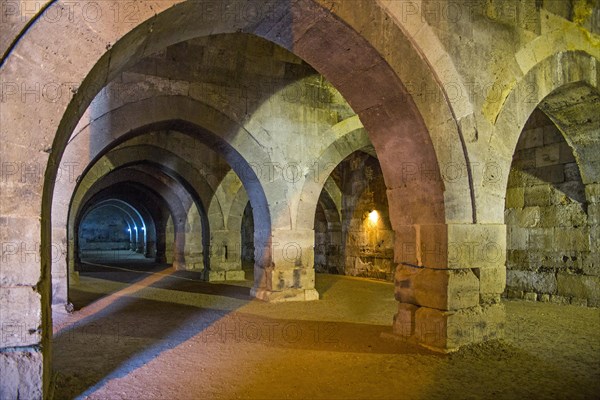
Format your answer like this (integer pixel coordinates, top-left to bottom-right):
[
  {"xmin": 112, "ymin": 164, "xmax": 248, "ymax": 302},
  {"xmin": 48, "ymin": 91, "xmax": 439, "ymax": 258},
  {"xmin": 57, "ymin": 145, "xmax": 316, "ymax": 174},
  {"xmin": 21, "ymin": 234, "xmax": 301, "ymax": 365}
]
[{"xmin": 368, "ymin": 209, "xmax": 379, "ymax": 224}]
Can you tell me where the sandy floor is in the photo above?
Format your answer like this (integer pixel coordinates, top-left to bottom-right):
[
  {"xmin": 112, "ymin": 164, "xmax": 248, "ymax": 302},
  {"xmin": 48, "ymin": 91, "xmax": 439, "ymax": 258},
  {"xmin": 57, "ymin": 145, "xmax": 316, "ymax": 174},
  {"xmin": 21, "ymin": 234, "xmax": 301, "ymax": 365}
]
[{"xmin": 52, "ymin": 256, "xmax": 600, "ymax": 400}]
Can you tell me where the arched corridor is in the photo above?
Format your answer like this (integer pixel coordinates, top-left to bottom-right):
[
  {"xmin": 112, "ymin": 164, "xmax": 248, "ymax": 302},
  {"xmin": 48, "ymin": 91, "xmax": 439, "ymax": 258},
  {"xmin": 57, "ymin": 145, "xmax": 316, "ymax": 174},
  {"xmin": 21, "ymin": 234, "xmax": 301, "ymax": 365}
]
[{"xmin": 1, "ymin": 2, "xmax": 599, "ymax": 398}]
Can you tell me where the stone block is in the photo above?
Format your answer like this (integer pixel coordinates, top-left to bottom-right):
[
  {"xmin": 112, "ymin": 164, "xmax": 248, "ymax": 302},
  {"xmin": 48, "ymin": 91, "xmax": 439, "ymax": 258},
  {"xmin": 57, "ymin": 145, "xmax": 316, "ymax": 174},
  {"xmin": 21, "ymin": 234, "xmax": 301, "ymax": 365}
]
[
  {"xmin": 505, "ymin": 289, "xmax": 524, "ymax": 299},
  {"xmin": 207, "ymin": 270, "xmax": 226, "ymax": 281},
  {"xmin": 524, "ymin": 185, "xmax": 552, "ymax": 207},
  {"xmin": 446, "ymin": 224, "xmax": 506, "ymax": 269},
  {"xmin": 476, "ymin": 265, "xmax": 506, "ymax": 295},
  {"xmin": 505, "ymin": 188, "xmax": 524, "ymax": 208},
  {"xmin": 416, "ymin": 224, "xmax": 447, "ymax": 269},
  {"xmin": 250, "ymin": 287, "xmax": 319, "ymax": 302},
  {"xmin": 543, "ymin": 125, "xmax": 564, "ymax": 144},
  {"xmin": 394, "ymin": 265, "xmax": 479, "ymax": 311},
  {"xmin": 507, "ymin": 226, "xmax": 529, "ymax": 251},
  {"xmin": 585, "ymin": 183, "xmax": 600, "ymax": 204},
  {"xmin": 515, "ymin": 207, "xmax": 540, "ymax": 227},
  {"xmin": 570, "ymin": 297, "xmax": 588, "ymax": 307},
  {"xmin": 392, "ymin": 303, "xmax": 418, "ymax": 337},
  {"xmin": 536, "ymin": 165, "xmax": 564, "ymax": 184},
  {"xmin": 528, "ymin": 228, "xmax": 554, "ymax": 250},
  {"xmin": 553, "ymin": 228, "xmax": 589, "ymax": 251},
  {"xmin": 225, "ymin": 270, "xmax": 246, "ymax": 281},
  {"xmin": 506, "ymin": 270, "xmax": 557, "ymax": 294},
  {"xmin": 524, "ymin": 292, "xmax": 537, "ymax": 301},
  {"xmin": 535, "ymin": 143, "xmax": 560, "ymax": 167},
  {"xmin": 520, "ymin": 127, "xmax": 544, "ymax": 149},
  {"xmin": 0, "ymin": 287, "xmax": 42, "ymax": 347},
  {"xmin": 271, "ymin": 229, "xmax": 315, "ymax": 269},
  {"xmin": 0, "ymin": 217, "xmax": 43, "ymax": 286},
  {"xmin": 563, "ymin": 163, "xmax": 581, "ymax": 182},
  {"xmin": 550, "ymin": 295, "xmax": 570, "ymax": 305},
  {"xmin": 414, "ymin": 303, "xmax": 505, "ymax": 352},
  {"xmin": 588, "ymin": 204, "xmax": 600, "ymax": 225},
  {"xmin": 0, "ymin": 349, "xmax": 43, "ymax": 400},
  {"xmin": 557, "ymin": 274, "xmax": 600, "ymax": 302},
  {"xmin": 581, "ymin": 253, "xmax": 600, "ymax": 276},
  {"xmin": 556, "ymin": 181, "xmax": 586, "ymax": 204},
  {"xmin": 559, "ymin": 142, "xmax": 576, "ymax": 163}
]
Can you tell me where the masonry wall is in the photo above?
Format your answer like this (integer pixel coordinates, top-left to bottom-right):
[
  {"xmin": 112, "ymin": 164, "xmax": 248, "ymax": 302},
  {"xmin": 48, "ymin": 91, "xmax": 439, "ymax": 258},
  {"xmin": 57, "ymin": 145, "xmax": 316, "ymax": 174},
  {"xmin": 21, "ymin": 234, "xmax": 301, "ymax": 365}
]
[
  {"xmin": 505, "ymin": 109, "xmax": 600, "ymax": 306},
  {"xmin": 78, "ymin": 209, "xmax": 131, "ymax": 252},
  {"xmin": 315, "ymin": 153, "xmax": 395, "ymax": 281}
]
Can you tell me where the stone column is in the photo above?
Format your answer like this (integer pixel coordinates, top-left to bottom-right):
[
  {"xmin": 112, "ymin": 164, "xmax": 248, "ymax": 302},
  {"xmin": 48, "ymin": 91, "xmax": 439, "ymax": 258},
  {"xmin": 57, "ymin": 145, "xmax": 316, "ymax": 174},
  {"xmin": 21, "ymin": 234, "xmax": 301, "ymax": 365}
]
[
  {"xmin": 206, "ymin": 230, "xmax": 245, "ymax": 281},
  {"xmin": 393, "ymin": 223, "xmax": 506, "ymax": 352},
  {"xmin": 251, "ymin": 229, "xmax": 319, "ymax": 302},
  {"xmin": 0, "ymin": 217, "xmax": 46, "ymax": 399}
]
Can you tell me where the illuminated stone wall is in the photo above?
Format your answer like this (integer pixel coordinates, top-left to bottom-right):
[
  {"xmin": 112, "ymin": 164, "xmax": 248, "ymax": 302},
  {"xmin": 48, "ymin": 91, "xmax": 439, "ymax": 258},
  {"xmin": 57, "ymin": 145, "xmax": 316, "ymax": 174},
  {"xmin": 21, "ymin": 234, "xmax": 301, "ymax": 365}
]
[{"xmin": 505, "ymin": 109, "xmax": 599, "ymax": 306}]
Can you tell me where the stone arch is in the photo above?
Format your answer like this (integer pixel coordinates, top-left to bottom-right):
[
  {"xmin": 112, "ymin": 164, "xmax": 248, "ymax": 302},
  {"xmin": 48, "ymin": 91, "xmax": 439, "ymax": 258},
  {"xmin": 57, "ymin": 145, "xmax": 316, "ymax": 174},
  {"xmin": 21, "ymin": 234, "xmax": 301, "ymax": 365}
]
[
  {"xmin": 486, "ymin": 51, "xmax": 600, "ymax": 223},
  {"xmin": 80, "ymin": 183, "xmax": 170, "ymax": 265},
  {"xmin": 208, "ymin": 170, "xmax": 244, "ymax": 234},
  {"xmin": 0, "ymin": 1, "xmax": 477, "ymax": 392},
  {"xmin": 86, "ymin": 144, "xmax": 212, "ymax": 241},
  {"xmin": 296, "ymin": 115, "xmax": 370, "ymax": 230},
  {"xmin": 314, "ymin": 184, "xmax": 343, "ymax": 275},
  {"xmin": 72, "ymin": 166, "xmax": 196, "ymax": 272},
  {"xmin": 205, "ymin": 170, "xmax": 249, "ymax": 280},
  {"xmin": 77, "ymin": 200, "xmax": 148, "ymax": 256}
]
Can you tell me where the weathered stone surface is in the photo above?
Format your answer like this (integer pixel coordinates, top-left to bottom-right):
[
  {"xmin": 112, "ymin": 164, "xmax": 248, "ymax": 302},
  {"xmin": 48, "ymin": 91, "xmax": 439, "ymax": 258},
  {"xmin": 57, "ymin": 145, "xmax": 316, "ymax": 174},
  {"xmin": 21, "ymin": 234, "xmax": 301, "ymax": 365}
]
[
  {"xmin": 0, "ymin": 287, "xmax": 42, "ymax": 348},
  {"xmin": 505, "ymin": 188, "xmax": 524, "ymax": 208},
  {"xmin": 476, "ymin": 265, "xmax": 506, "ymax": 296},
  {"xmin": 506, "ymin": 270, "xmax": 557, "ymax": 294},
  {"xmin": 0, "ymin": 349, "xmax": 43, "ymax": 400},
  {"xmin": 392, "ymin": 303, "xmax": 418, "ymax": 337},
  {"xmin": 557, "ymin": 274, "xmax": 600, "ymax": 303},
  {"xmin": 506, "ymin": 113, "xmax": 596, "ymax": 307},
  {"xmin": 395, "ymin": 265, "xmax": 479, "ymax": 311},
  {"xmin": 1, "ymin": 2, "xmax": 598, "ymax": 396},
  {"xmin": 414, "ymin": 304, "xmax": 505, "ymax": 352}
]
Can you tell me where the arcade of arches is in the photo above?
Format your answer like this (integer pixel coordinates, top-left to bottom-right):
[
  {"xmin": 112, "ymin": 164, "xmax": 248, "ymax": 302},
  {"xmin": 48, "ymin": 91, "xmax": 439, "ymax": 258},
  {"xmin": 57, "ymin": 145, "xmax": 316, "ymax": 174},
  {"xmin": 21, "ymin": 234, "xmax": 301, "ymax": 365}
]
[{"xmin": 1, "ymin": 1, "xmax": 599, "ymax": 398}]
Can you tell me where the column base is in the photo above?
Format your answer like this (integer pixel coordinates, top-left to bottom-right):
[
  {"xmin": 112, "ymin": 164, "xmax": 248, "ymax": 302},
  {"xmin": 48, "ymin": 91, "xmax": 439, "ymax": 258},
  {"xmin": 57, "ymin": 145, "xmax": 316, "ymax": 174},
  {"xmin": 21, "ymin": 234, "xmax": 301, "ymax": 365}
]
[
  {"xmin": 0, "ymin": 347, "xmax": 43, "ymax": 400},
  {"xmin": 250, "ymin": 287, "xmax": 319, "ymax": 302},
  {"xmin": 172, "ymin": 261, "xmax": 187, "ymax": 271},
  {"xmin": 393, "ymin": 303, "xmax": 505, "ymax": 353}
]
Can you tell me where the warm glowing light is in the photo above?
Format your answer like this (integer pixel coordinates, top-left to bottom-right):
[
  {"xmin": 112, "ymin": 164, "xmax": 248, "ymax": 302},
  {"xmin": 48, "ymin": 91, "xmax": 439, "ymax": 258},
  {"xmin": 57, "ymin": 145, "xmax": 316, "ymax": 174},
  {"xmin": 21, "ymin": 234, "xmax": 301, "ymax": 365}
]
[{"xmin": 368, "ymin": 210, "xmax": 379, "ymax": 223}]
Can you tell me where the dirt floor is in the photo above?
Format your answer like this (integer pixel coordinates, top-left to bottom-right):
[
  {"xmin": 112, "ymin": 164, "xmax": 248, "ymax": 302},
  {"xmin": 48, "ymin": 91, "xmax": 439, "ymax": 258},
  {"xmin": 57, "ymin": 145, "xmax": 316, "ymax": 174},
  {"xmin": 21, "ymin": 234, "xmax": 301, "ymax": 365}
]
[{"xmin": 52, "ymin": 254, "xmax": 600, "ymax": 400}]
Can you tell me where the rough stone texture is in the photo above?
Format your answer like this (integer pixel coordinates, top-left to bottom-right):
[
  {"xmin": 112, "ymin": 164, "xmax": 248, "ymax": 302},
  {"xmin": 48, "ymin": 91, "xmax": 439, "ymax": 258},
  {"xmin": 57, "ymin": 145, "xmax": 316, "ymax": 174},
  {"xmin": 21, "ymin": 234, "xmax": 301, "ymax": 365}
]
[
  {"xmin": 1, "ymin": 0, "xmax": 598, "ymax": 396},
  {"xmin": 0, "ymin": 349, "xmax": 43, "ymax": 400},
  {"xmin": 315, "ymin": 153, "xmax": 396, "ymax": 280},
  {"xmin": 392, "ymin": 302, "xmax": 418, "ymax": 337},
  {"xmin": 395, "ymin": 266, "xmax": 480, "ymax": 311},
  {"xmin": 413, "ymin": 304, "xmax": 505, "ymax": 352},
  {"xmin": 0, "ymin": 287, "xmax": 42, "ymax": 348},
  {"xmin": 505, "ymin": 109, "xmax": 598, "ymax": 307}
]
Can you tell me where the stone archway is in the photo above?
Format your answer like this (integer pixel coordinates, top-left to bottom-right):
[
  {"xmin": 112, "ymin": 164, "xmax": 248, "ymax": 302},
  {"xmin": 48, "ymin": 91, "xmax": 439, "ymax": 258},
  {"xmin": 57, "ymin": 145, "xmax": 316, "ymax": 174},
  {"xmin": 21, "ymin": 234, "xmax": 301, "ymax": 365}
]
[{"xmin": 0, "ymin": 1, "xmax": 473, "ymax": 396}]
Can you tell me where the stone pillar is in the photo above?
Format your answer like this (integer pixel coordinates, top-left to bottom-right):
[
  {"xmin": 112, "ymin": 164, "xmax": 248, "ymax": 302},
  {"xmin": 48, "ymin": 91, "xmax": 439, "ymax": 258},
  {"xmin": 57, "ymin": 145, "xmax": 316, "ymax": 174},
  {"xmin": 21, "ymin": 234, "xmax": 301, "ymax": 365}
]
[
  {"xmin": 145, "ymin": 240, "xmax": 156, "ymax": 258},
  {"xmin": 183, "ymin": 211, "xmax": 204, "ymax": 270},
  {"xmin": 0, "ymin": 217, "xmax": 46, "ymax": 399},
  {"xmin": 392, "ymin": 223, "xmax": 506, "ymax": 352},
  {"xmin": 206, "ymin": 230, "xmax": 245, "ymax": 281},
  {"xmin": 171, "ymin": 231, "xmax": 187, "ymax": 271},
  {"xmin": 251, "ymin": 229, "xmax": 319, "ymax": 302}
]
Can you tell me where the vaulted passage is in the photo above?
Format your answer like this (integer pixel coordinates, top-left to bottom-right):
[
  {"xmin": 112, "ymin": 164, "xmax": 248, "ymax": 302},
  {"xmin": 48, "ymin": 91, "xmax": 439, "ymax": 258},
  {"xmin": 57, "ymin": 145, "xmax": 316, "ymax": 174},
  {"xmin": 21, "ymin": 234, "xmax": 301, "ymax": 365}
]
[{"xmin": 1, "ymin": 2, "xmax": 599, "ymax": 398}]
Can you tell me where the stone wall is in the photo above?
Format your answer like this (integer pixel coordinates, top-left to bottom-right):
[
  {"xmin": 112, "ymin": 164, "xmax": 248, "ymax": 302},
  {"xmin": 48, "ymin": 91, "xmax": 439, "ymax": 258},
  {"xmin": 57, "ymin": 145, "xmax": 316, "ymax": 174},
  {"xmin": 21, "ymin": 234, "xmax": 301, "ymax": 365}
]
[
  {"xmin": 505, "ymin": 109, "xmax": 600, "ymax": 307},
  {"xmin": 78, "ymin": 208, "xmax": 131, "ymax": 252},
  {"xmin": 315, "ymin": 152, "xmax": 396, "ymax": 281}
]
